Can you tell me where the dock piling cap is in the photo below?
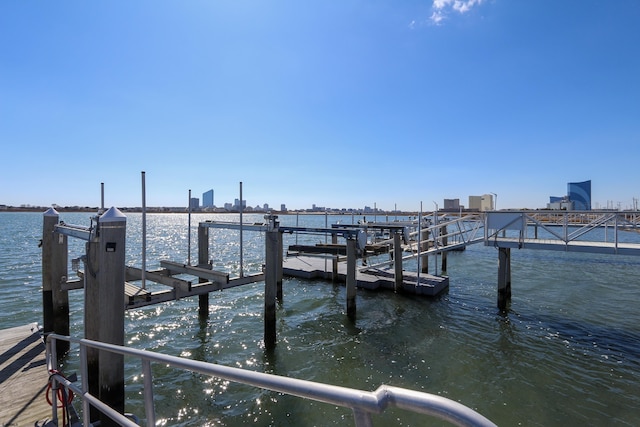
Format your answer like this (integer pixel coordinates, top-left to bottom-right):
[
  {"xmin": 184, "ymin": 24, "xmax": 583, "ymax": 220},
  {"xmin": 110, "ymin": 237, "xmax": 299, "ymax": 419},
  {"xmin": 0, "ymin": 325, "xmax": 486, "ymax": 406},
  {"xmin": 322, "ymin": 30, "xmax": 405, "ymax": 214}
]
[
  {"xmin": 44, "ymin": 207, "xmax": 59, "ymax": 217},
  {"xmin": 100, "ymin": 206, "xmax": 127, "ymax": 223}
]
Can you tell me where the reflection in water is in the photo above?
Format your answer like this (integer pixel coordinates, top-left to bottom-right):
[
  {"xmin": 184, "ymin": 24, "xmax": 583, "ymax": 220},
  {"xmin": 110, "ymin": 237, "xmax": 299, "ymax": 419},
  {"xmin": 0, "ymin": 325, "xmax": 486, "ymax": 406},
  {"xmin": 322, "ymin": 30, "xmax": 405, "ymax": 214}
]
[{"xmin": 1, "ymin": 212, "xmax": 639, "ymax": 426}]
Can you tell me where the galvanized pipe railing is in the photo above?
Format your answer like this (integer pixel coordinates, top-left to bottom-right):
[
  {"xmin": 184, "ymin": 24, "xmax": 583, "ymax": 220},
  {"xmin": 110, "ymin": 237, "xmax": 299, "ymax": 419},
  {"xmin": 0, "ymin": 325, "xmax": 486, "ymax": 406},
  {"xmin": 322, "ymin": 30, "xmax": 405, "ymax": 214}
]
[{"xmin": 46, "ymin": 334, "xmax": 496, "ymax": 427}]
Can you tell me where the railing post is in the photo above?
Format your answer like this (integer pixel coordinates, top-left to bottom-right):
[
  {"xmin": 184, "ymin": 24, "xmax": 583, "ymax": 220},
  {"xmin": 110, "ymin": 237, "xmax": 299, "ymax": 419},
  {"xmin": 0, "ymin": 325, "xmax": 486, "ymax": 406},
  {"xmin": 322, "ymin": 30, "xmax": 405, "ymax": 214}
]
[
  {"xmin": 97, "ymin": 207, "xmax": 127, "ymax": 426},
  {"xmin": 352, "ymin": 408, "xmax": 374, "ymax": 427},
  {"xmin": 197, "ymin": 224, "xmax": 210, "ymax": 318},
  {"xmin": 142, "ymin": 359, "xmax": 156, "ymax": 427}
]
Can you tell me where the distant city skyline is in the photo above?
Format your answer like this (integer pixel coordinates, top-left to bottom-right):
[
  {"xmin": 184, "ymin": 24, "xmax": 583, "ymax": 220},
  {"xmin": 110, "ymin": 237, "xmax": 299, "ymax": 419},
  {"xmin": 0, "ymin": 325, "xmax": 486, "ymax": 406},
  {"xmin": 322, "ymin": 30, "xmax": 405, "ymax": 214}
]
[{"xmin": 1, "ymin": 2, "xmax": 639, "ymax": 211}]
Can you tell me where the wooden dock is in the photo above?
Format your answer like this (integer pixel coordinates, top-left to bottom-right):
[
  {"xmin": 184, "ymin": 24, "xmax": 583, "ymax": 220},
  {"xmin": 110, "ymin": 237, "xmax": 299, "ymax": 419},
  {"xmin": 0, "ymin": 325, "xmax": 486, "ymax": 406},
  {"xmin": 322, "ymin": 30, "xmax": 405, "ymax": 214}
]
[
  {"xmin": 282, "ymin": 255, "xmax": 449, "ymax": 296},
  {"xmin": 0, "ymin": 323, "xmax": 52, "ymax": 426}
]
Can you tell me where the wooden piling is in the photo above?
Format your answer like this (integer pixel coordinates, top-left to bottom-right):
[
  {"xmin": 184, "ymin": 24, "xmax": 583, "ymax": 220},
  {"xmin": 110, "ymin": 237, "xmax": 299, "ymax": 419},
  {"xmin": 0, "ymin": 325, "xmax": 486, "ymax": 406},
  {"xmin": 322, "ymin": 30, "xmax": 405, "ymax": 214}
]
[
  {"xmin": 420, "ymin": 227, "xmax": 429, "ymax": 274},
  {"xmin": 96, "ymin": 207, "xmax": 127, "ymax": 425},
  {"xmin": 277, "ymin": 231, "xmax": 283, "ymax": 303},
  {"xmin": 42, "ymin": 209, "xmax": 57, "ymax": 336},
  {"xmin": 197, "ymin": 224, "xmax": 210, "ymax": 318},
  {"xmin": 346, "ymin": 237, "xmax": 357, "ymax": 320},
  {"xmin": 393, "ymin": 231, "xmax": 403, "ymax": 292},
  {"xmin": 264, "ymin": 219, "xmax": 280, "ymax": 351},
  {"xmin": 331, "ymin": 234, "xmax": 338, "ymax": 280},
  {"xmin": 84, "ymin": 238, "xmax": 101, "ymax": 423},
  {"xmin": 440, "ymin": 225, "xmax": 448, "ymax": 273},
  {"xmin": 497, "ymin": 247, "xmax": 511, "ymax": 310},
  {"xmin": 42, "ymin": 208, "xmax": 70, "ymax": 355}
]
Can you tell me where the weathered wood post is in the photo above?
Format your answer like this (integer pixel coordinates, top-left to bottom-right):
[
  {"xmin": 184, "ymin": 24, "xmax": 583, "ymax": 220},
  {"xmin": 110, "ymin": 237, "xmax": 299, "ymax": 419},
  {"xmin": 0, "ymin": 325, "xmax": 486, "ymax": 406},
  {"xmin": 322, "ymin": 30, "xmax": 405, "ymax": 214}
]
[
  {"xmin": 42, "ymin": 208, "xmax": 70, "ymax": 354},
  {"xmin": 197, "ymin": 223, "xmax": 210, "ymax": 318},
  {"xmin": 420, "ymin": 227, "xmax": 429, "ymax": 274},
  {"xmin": 84, "ymin": 233, "xmax": 101, "ymax": 423},
  {"xmin": 497, "ymin": 247, "xmax": 511, "ymax": 310},
  {"xmin": 264, "ymin": 215, "xmax": 280, "ymax": 351},
  {"xmin": 440, "ymin": 225, "xmax": 448, "ymax": 273},
  {"xmin": 331, "ymin": 233, "xmax": 338, "ymax": 279},
  {"xmin": 97, "ymin": 207, "xmax": 126, "ymax": 425},
  {"xmin": 393, "ymin": 230, "xmax": 403, "ymax": 292},
  {"xmin": 346, "ymin": 236, "xmax": 357, "ymax": 320},
  {"xmin": 277, "ymin": 229, "xmax": 283, "ymax": 304}
]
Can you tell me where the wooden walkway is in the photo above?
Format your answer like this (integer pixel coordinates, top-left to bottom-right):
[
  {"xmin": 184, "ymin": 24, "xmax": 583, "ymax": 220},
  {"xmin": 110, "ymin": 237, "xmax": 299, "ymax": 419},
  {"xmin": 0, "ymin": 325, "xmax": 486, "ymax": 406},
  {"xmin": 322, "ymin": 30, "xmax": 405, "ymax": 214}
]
[
  {"xmin": 0, "ymin": 323, "xmax": 52, "ymax": 426},
  {"xmin": 282, "ymin": 256, "xmax": 449, "ymax": 296}
]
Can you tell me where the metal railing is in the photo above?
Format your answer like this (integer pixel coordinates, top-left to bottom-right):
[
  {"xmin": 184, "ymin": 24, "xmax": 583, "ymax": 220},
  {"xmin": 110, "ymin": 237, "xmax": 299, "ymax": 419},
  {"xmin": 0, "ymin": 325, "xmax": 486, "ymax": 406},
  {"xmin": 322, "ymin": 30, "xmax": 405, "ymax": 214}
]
[
  {"xmin": 46, "ymin": 334, "xmax": 496, "ymax": 427},
  {"xmin": 484, "ymin": 210, "xmax": 640, "ymax": 255}
]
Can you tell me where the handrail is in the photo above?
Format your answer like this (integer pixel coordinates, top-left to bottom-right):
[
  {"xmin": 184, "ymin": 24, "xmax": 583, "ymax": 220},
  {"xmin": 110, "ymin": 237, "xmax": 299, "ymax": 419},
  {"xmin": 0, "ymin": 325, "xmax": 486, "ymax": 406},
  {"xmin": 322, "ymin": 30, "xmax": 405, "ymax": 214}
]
[
  {"xmin": 46, "ymin": 334, "xmax": 496, "ymax": 427},
  {"xmin": 485, "ymin": 211, "xmax": 640, "ymax": 254}
]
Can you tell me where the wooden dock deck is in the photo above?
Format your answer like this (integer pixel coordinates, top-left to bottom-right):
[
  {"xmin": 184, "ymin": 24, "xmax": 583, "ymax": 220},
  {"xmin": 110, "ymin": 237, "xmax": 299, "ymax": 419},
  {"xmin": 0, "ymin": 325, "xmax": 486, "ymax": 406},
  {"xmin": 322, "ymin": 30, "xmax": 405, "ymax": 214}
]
[
  {"xmin": 0, "ymin": 323, "xmax": 52, "ymax": 426},
  {"xmin": 282, "ymin": 255, "xmax": 449, "ymax": 296}
]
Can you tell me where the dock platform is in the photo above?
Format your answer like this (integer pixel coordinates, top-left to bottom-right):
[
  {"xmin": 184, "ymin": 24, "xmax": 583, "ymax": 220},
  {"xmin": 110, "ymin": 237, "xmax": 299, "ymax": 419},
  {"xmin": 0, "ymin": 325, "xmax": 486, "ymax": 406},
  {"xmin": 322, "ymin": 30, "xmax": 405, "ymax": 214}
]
[
  {"xmin": 0, "ymin": 323, "xmax": 51, "ymax": 426},
  {"xmin": 282, "ymin": 256, "xmax": 448, "ymax": 296}
]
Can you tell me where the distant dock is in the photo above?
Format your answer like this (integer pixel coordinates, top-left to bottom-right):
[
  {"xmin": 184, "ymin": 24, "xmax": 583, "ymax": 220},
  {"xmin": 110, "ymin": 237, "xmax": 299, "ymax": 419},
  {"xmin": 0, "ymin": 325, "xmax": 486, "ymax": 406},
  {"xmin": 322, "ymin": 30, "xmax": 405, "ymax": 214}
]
[{"xmin": 283, "ymin": 255, "xmax": 448, "ymax": 295}]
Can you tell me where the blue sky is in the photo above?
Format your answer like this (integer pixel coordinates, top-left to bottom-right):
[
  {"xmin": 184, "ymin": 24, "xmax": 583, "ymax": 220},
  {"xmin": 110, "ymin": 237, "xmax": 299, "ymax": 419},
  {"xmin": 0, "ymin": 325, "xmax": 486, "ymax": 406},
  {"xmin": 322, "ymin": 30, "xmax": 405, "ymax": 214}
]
[{"xmin": 1, "ymin": 1, "xmax": 639, "ymax": 211}]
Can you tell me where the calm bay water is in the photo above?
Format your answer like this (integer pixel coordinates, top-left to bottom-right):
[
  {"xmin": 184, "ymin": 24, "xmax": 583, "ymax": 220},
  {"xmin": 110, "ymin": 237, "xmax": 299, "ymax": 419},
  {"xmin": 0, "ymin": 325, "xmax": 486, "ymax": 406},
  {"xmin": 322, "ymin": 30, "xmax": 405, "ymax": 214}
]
[{"xmin": 1, "ymin": 211, "xmax": 639, "ymax": 426}]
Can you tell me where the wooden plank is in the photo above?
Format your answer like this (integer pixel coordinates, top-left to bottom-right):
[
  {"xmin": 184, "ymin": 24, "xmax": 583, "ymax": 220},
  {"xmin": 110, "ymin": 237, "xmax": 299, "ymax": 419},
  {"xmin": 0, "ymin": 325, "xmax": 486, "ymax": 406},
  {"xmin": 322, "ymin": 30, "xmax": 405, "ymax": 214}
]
[
  {"xmin": 124, "ymin": 282, "xmax": 151, "ymax": 305},
  {"xmin": 123, "ymin": 273, "xmax": 265, "ymax": 310},
  {"xmin": 160, "ymin": 260, "xmax": 229, "ymax": 283},
  {"xmin": 125, "ymin": 266, "xmax": 192, "ymax": 292},
  {"xmin": 0, "ymin": 323, "xmax": 53, "ymax": 426}
]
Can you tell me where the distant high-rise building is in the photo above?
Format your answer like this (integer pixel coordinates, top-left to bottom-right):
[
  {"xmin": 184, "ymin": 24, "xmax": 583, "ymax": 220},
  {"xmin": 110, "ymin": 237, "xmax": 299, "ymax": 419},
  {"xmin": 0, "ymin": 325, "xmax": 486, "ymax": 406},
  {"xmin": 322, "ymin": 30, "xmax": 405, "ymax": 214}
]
[
  {"xmin": 444, "ymin": 199, "xmax": 460, "ymax": 210},
  {"xmin": 468, "ymin": 196, "xmax": 480, "ymax": 211},
  {"xmin": 469, "ymin": 194, "xmax": 493, "ymax": 211},
  {"xmin": 202, "ymin": 189, "xmax": 214, "ymax": 207},
  {"xmin": 280, "ymin": 204, "xmax": 287, "ymax": 212},
  {"xmin": 480, "ymin": 194, "xmax": 494, "ymax": 211},
  {"xmin": 234, "ymin": 198, "xmax": 246, "ymax": 210},
  {"xmin": 189, "ymin": 198, "xmax": 199, "ymax": 210},
  {"xmin": 568, "ymin": 180, "xmax": 591, "ymax": 210}
]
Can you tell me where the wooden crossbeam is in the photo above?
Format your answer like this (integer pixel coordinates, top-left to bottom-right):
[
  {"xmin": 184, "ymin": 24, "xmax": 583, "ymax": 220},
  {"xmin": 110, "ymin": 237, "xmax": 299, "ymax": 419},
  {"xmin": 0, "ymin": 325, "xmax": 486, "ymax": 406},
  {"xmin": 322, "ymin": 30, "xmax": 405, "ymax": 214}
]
[
  {"xmin": 160, "ymin": 260, "xmax": 229, "ymax": 284},
  {"xmin": 125, "ymin": 266, "xmax": 191, "ymax": 292}
]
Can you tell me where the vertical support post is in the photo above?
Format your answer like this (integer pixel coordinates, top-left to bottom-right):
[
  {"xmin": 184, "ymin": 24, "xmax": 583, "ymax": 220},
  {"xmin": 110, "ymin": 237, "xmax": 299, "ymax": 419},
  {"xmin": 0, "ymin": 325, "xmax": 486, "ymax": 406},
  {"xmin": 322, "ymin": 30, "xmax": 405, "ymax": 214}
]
[
  {"xmin": 51, "ymin": 212, "xmax": 69, "ymax": 352},
  {"xmin": 497, "ymin": 247, "xmax": 511, "ymax": 310},
  {"xmin": 264, "ymin": 215, "xmax": 280, "ymax": 351},
  {"xmin": 42, "ymin": 208, "xmax": 70, "ymax": 355},
  {"xmin": 97, "ymin": 207, "xmax": 126, "ymax": 426},
  {"xmin": 277, "ymin": 231, "xmax": 283, "ymax": 303},
  {"xmin": 239, "ymin": 181, "xmax": 244, "ymax": 278},
  {"xmin": 197, "ymin": 223, "xmax": 210, "ymax": 318},
  {"xmin": 420, "ymin": 225, "xmax": 429, "ymax": 274},
  {"xmin": 331, "ymin": 233, "xmax": 338, "ymax": 279},
  {"xmin": 346, "ymin": 237, "xmax": 357, "ymax": 320},
  {"xmin": 440, "ymin": 225, "xmax": 448, "ymax": 273},
  {"xmin": 187, "ymin": 188, "xmax": 192, "ymax": 266},
  {"xmin": 84, "ymin": 235, "xmax": 101, "ymax": 424},
  {"xmin": 42, "ymin": 209, "xmax": 57, "ymax": 337},
  {"xmin": 393, "ymin": 231, "xmax": 403, "ymax": 292},
  {"xmin": 141, "ymin": 171, "xmax": 147, "ymax": 289}
]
